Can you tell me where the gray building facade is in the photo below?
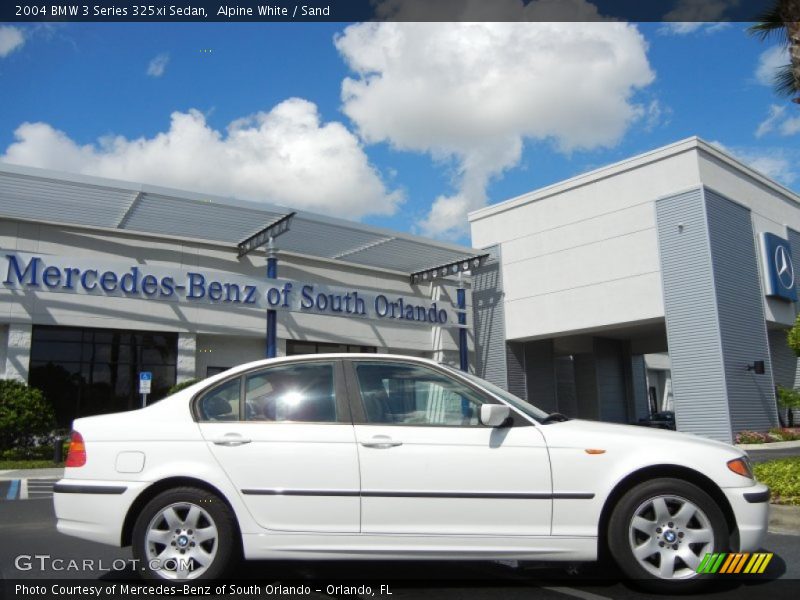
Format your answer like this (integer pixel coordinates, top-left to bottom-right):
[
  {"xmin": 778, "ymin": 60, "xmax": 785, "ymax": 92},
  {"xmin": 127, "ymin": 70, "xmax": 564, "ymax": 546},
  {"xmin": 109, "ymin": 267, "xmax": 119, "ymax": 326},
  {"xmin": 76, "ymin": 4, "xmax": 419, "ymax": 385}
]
[{"xmin": 470, "ymin": 138, "xmax": 798, "ymax": 443}]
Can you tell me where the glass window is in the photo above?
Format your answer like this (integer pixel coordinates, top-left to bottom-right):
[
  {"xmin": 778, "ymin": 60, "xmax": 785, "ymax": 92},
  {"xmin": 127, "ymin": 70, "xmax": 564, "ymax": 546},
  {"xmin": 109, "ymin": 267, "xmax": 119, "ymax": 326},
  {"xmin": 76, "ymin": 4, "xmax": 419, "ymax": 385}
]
[
  {"xmin": 316, "ymin": 344, "xmax": 348, "ymax": 354},
  {"xmin": 245, "ymin": 363, "xmax": 336, "ymax": 423},
  {"xmin": 206, "ymin": 366, "xmax": 230, "ymax": 377},
  {"xmin": 355, "ymin": 362, "xmax": 487, "ymax": 426},
  {"xmin": 442, "ymin": 365, "xmax": 550, "ymax": 421},
  {"xmin": 89, "ymin": 330, "xmax": 114, "ymax": 344},
  {"xmin": 29, "ymin": 325, "xmax": 178, "ymax": 428},
  {"xmin": 287, "ymin": 341, "xmax": 316, "ymax": 355},
  {"xmin": 30, "ymin": 341, "xmax": 83, "ymax": 362},
  {"xmin": 286, "ymin": 340, "xmax": 377, "ymax": 355},
  {"xmin": 33, "ymin": 328, "xmax": 82, "ymax": 342},
  {"xmin": 197, "ymin": 378, "xmax": 241, "ymax": 422}
]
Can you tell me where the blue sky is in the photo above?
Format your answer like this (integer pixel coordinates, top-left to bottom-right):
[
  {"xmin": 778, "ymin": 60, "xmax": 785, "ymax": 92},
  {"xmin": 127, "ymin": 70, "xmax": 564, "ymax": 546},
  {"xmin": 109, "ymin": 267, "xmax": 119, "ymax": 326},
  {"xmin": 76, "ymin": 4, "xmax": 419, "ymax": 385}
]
[{"xmin": 0, "ymin": 19, "xmax": 797, "ymax": 244}]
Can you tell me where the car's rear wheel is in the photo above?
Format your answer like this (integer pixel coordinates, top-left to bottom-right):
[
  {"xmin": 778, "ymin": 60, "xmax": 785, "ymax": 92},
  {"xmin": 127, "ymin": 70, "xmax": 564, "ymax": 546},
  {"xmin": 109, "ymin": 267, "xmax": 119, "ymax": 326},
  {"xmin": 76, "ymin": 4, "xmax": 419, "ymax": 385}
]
[
  {"xmin": 132, "ymin": 487, "xmax": 238, "ymax": 580},
  {"xmin": 608, "ymin": 478, "xmax": 729, "ymax": 592}
]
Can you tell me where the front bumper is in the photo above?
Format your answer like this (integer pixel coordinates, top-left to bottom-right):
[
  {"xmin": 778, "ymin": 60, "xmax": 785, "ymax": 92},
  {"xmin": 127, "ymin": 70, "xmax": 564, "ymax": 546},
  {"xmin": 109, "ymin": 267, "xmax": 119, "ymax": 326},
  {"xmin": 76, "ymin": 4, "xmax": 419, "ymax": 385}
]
[{"xmin": 723, "ymin": 483, "xmax": 770, "ymax": 552}]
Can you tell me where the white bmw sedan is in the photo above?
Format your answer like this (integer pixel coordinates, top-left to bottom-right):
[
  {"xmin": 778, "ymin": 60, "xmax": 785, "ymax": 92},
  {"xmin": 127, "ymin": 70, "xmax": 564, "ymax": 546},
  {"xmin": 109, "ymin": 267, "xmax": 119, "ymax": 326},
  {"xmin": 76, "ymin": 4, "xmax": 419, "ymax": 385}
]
[{"xmin": 54, "ymin": 354, "xmax": 768, "ymax": 591}]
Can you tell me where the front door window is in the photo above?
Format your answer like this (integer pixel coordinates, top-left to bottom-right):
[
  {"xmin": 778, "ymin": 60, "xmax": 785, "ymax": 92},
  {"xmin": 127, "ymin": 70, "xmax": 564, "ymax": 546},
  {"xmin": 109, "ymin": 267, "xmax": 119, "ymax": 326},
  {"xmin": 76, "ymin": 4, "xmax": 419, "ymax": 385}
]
[{"xmin": 354, "ymin": 362, "xmax": 485, "ymax": 426}]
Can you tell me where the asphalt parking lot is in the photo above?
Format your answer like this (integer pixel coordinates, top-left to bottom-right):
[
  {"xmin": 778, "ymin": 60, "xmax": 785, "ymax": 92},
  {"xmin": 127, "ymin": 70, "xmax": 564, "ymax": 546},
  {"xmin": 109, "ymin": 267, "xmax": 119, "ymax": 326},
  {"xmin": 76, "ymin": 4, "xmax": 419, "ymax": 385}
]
[{"xmin": 0, "ymin": 496, "xmax": 798, "ymax": 600}]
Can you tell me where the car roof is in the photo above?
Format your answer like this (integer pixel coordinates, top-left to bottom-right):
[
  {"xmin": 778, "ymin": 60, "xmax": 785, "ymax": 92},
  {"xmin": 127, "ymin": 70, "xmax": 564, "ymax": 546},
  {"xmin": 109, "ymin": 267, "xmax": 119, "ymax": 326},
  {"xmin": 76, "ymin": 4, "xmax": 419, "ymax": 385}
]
[
  {"xmin": 216, "ymin": 353, "xmax": 443, "ymax": 378},
  {"xmin": 186, "ymin": 353, "xmax": 450, "ymax": 393}
]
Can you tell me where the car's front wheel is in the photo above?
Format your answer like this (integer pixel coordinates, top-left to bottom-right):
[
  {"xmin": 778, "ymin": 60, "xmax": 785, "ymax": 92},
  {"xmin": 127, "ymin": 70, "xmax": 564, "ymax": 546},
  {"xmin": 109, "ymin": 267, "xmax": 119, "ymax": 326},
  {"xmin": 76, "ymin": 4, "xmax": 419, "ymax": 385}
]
[
  {"xmin": 132, "ymin": 487, "xmax": 239, "ymax": 580},
  {"xmin": 608, "ymin": 478, "xmax": 729, "ymax": 592}
]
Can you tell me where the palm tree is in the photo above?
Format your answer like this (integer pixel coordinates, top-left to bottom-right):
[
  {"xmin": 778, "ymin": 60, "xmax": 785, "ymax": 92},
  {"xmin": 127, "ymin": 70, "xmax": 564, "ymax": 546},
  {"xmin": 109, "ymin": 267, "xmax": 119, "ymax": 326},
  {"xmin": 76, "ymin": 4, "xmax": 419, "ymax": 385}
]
[{"xmin": 749, "ymin": 0, "xmax": 800, "ymax": 103}]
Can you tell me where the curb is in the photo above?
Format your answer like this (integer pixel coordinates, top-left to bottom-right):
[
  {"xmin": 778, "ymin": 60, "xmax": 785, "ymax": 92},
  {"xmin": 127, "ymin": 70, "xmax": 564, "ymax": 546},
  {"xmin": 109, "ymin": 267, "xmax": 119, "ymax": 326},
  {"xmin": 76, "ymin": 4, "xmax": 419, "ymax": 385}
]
[
  {"xmin": 0, "ymin": 468, "xmax": 64, "ymax": 481},
  {"xmin": 769, "ymin": 503, "xmax": 800, "ymax": 535},
  {"xmin": 737, "ymin": 440, "xmax": 800, "ymax": 450}
]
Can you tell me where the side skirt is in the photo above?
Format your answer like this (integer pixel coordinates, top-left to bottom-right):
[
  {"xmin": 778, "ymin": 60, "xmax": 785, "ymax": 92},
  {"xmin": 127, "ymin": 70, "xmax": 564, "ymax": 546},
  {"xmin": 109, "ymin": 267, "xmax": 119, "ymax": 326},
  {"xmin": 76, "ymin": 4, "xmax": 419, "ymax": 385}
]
[{"xmin": 242, "ymin": 533, "xmax": 597, "ymax": 562}]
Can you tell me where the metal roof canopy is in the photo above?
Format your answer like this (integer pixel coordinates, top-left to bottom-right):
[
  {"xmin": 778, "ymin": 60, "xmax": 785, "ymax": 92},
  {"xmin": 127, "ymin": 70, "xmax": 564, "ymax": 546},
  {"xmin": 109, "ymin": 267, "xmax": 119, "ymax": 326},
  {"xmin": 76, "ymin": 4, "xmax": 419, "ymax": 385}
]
[
  {"xmin": 237, "ymin": 212, "xmax": 296, "ymax": 257},
  {"xmin": 0, "ymin": 162, "xmax": 480, "ymax": 276}
]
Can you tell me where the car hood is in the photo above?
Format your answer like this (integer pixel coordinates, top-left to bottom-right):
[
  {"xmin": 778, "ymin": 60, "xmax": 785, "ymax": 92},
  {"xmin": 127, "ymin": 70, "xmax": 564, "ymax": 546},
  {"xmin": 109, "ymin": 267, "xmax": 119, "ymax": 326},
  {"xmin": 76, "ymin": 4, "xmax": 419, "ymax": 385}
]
[{"xmin": 540, "ymin": 418, "xmax": 741, "ymax": 455}]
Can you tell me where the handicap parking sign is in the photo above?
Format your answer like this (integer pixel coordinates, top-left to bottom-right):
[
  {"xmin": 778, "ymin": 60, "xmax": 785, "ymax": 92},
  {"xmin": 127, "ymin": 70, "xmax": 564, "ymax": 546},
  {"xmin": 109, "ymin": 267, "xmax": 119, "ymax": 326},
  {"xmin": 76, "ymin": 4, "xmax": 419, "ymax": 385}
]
[{"xmin": 139, "ymin": 371, "xmax": 152, "ymax": 394}]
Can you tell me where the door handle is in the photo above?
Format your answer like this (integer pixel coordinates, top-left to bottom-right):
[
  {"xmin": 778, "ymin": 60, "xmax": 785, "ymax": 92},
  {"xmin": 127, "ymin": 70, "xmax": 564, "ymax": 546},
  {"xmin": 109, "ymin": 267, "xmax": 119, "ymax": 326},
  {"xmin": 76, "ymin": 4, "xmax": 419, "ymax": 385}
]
[
  {"xmin": 213, "ymin": 435, "xmax": 251, "ymax": 447},
  {"xmin": 360, "ymin": 435, "xmax": 402, "ymax": 449}
]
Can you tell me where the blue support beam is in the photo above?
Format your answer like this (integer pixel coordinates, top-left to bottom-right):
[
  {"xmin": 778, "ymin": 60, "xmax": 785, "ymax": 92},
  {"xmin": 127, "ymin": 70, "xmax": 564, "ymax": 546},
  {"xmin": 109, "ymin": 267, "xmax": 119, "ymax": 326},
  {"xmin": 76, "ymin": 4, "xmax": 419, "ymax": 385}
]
[
  {"xmin": 266, "ymin": 255, "xmax": 277, "ymax": 358},
  {"xmin": 457, "ymin": 287, "xmax": 468, "ymax": 372}
]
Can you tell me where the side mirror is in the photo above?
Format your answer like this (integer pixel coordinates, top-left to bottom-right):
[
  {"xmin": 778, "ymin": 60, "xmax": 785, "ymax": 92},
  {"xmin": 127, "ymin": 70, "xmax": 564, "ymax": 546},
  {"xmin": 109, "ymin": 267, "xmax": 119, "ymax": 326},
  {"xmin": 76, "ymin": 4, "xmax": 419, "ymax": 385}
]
[{"xmin": 480, "ymin": 404, "xmax": 511, "ymax": 427}]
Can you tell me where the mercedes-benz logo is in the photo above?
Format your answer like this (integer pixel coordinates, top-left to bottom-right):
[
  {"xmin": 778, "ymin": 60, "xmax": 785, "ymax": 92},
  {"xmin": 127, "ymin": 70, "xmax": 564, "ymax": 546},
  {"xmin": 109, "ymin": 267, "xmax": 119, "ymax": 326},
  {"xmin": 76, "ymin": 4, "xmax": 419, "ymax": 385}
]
[{"xmin": 775, "ymin": 245, "xmax": 795, "ymax": 290}]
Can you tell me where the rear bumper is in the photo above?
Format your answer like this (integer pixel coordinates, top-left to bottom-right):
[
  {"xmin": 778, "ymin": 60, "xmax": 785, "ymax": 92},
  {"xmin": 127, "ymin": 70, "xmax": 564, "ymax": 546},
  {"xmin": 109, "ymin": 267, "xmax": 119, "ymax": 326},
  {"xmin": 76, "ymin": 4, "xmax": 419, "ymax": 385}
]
[
  {"xmin": 54, "ymin": 479, "xmax": 148, "ymax": 547},
  {"xmin": 723, "ymin": 483, "xmax": 770, "ymax": 552}
]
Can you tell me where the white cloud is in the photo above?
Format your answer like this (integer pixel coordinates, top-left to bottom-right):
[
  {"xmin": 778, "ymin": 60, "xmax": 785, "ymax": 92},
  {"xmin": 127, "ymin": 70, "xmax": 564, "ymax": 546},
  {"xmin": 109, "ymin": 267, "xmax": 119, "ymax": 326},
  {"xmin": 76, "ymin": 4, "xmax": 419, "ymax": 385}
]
[
  {"xmin": 644, "ymin": 99, "xmax": 672, "ymax": 131},
  {"xmin": 755, "ymin": 45, "xmax": 789, "ymax": 87},
  {"xmin": 745, "ymin": 154, "xmax": 795, "ymax": 185},
  {"xmin": 658, "ymin": 0, "xmax": 736, "ymax": 35},
  {"xmin": 755, "ymin": 105, "xmax": 784, "ymax": 137},
  {"xmin": 711, "ymin": 141, "xmax": 798, "ymax": 186},
  {"xmin": 755, "ymin": 104, "xmax": 800, "ymax": 138},
  {"xmin": 0, "ymin": 25, "xmax": 25, "ymax": 58},
  {"xmin": 146, "ymin": 53, "xmax": 170, "ymax": 77},
  {"xmin": 335, "ymin": 17, "xmax": 654, "ymax": 238},
  {"xmin": 658, "ymin": 22, "xmax": 730, "ymax": 35},
  {"xmin": 659, "ymin": 23, "xmax": 705, "ymax": 35},
  {"xmin": 1, "ymin": 99, "xmax": 402, "ymax": 219},
  {"xmin": 782, "ymin": 116, "xmax": 800, "ymax": 136}
]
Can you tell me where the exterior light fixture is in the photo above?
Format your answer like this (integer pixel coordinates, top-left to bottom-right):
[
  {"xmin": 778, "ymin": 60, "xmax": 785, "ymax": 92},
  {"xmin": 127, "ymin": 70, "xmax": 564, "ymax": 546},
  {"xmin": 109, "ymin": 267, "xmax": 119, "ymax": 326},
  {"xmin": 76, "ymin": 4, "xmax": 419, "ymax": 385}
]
[
  {"xmin": 410, "ymin": 253, "xmax": 490, "ymax": 284},
  {"xmin": 746, "ymin": 361, "xmax": 765, "ymax": 375}
]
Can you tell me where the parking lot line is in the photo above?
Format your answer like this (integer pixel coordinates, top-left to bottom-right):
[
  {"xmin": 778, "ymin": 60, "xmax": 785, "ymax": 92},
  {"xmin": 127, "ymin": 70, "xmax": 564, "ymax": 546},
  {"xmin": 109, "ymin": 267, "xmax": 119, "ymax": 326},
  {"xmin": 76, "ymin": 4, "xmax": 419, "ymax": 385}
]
[
  {"xmin": 542, "ymin": 586, "xmax": 613, "ymax": 600},
  {"xmin": 26, "ymin": 479, "xmax": 56, "ymax": 496}
]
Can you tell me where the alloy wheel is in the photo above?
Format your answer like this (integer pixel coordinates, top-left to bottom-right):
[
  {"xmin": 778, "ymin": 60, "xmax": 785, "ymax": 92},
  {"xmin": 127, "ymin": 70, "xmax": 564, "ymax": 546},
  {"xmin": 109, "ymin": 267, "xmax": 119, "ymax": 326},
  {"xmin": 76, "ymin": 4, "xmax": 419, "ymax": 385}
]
[
  {"xmin": 628, "ymin": 494, "xmax": 714, "ymax": 579},
  {"xmin": 144, "ymin": 502, "xmax": 219, "ymax": 579}
]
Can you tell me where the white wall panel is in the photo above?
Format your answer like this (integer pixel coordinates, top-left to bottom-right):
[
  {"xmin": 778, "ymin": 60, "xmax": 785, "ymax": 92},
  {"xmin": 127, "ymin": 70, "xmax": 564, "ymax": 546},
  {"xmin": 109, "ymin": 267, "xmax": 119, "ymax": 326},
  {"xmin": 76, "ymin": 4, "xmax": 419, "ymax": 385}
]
[{"xmin": 504, "ymin": 272, "xmax": 664, "ymax": 341}]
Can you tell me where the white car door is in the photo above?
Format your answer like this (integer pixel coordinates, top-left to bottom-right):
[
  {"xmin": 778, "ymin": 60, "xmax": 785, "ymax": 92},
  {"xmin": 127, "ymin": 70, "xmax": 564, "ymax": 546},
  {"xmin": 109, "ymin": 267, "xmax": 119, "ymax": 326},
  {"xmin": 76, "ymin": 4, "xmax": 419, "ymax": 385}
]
[
  {"xmin": 197, "ymin": 360, "xmax": 360, "ymax": 533},
  {"xmin": 347, "ymin": 360, "xmax": 553, "ymax": 536}
]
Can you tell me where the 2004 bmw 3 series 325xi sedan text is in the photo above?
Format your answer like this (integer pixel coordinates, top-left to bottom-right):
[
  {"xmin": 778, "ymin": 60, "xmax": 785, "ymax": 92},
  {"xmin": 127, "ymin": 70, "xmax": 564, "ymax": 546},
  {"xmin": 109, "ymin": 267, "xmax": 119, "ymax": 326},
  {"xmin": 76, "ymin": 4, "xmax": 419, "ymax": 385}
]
[{"xmin": 54, "ymin": 354, "xmax": 769, "ymax": 592}]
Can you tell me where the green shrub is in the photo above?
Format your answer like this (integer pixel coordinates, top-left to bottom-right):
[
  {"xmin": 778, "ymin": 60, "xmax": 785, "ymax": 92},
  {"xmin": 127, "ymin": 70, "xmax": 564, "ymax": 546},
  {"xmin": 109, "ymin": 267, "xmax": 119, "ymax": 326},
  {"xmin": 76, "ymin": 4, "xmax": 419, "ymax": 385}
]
[
  {"xmin": 167, "ymin": 379, "xmax": 200, "ymax": 396},
  {"xmin": 787, "ymin": 315, "xmax": 800, "ymax": 355},
  {"xmin": 754, "ymin": 457, "xmax": 800, "ymax": 506},
  {"xmin": 0, "ymin": 380, "xmax": 55, "ymax": 450},
  {"xmin": 776, "ymin": 386, "xmax": 800, "ymax": 427},
  {"xmin": 1, "ymin": 446, "xmax": 51, "ymax": 460}
]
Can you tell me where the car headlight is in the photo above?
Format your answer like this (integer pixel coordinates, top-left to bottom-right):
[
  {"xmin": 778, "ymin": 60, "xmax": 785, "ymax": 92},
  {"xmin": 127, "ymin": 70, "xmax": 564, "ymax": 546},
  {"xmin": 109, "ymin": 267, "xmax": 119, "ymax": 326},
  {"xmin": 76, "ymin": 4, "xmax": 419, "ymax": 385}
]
[{"xmin": 727, "ymin": 456, "xmax": 754, "ymax": 479}]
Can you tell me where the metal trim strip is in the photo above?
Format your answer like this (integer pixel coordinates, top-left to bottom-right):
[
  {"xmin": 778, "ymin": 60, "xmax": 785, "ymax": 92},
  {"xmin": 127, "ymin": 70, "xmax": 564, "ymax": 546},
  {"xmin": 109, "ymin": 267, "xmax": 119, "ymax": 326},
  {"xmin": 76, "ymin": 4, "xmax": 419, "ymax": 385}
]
[
  {"xmin": 240, "ymin": 489, "xmax": 594, "ymax": 500},
  {"xmin": 53, "ymin": 484, "xmax": 127, "ymax": 495}
]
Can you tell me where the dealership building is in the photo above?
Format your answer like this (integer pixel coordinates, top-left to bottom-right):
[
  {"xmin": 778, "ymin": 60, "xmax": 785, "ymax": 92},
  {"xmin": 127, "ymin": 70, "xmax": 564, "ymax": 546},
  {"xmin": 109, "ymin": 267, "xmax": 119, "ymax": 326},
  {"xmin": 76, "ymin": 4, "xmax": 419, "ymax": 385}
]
[
  {"xmin": 470, "ymin": 137, "xmax": 798, "ymax": 443},
  {"xmin": 0, "ymin": 162, "xmax": 480, "ymax": 429},
  {"xmin": 1, "ymin": 137, "xmax": 798, "ymax": 442}
]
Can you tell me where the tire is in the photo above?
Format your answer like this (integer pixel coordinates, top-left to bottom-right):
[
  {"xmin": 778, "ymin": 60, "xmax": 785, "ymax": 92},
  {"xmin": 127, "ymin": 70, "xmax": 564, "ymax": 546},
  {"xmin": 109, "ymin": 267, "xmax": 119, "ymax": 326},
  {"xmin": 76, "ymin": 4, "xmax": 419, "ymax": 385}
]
[
  {"xmin": 607, "ymin": 478, "xmax": 729, "ymax": 593},
  {"xmin": 132, "ymin": 486, "xmax": 239, "ymax": 581}
]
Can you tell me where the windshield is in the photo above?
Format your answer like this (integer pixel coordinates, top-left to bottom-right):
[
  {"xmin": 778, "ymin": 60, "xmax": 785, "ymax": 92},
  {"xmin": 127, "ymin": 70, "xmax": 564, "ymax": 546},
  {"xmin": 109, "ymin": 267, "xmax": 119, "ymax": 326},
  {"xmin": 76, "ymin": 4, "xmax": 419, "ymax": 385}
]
[{"xmin": 443, "ymin": 366, "xmax": 550, "ymax": 421}]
